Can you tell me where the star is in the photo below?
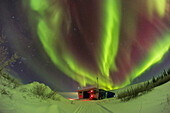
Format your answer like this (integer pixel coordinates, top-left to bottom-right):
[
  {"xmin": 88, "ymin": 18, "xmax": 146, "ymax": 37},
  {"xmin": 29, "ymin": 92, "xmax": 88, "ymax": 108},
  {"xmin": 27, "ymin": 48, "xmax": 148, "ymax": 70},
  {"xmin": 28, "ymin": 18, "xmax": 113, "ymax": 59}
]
[{"xmin": 11, "ymin": 16, "xmax": 15, "ymax": 19}]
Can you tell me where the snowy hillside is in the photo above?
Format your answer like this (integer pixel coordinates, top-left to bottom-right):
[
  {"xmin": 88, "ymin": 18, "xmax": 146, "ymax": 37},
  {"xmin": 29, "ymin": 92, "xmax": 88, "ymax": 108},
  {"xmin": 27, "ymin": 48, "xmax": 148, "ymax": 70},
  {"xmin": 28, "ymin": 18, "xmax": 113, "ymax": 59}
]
[{"xmin": 0, "ymin": 75, "xmax": 170, "ymax": 113}]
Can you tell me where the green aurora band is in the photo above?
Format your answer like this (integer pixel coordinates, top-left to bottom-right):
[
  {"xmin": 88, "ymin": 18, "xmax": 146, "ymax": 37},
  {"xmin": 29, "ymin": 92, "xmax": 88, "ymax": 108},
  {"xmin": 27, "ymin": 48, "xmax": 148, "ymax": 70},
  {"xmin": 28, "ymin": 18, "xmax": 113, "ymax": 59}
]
[
  {"xmin": 147, "ymin": 0, "xmax": 167, "ymax": 18},
  {"xmin": 121, "ymin": 35, "xmax": 170, "ymax": 88},
  {"xmin": 29, "ymin": 0, "xmax": 170, "ymax": 90},
  {"xmin": 99, "ymin": 0, "xmax": 121, "ymax": 77},
  {"xmin": 29, "ymin": 0, "xmax": 114, "ymax": 90}
]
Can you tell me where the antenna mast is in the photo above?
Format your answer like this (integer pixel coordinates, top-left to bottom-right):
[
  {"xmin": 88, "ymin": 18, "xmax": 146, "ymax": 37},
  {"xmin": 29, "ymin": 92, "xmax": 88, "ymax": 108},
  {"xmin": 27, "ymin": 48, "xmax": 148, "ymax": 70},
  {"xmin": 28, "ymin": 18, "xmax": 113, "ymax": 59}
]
[{"xmin": 97, "ymin": 76, "xmax": 99, "ymax": 89}]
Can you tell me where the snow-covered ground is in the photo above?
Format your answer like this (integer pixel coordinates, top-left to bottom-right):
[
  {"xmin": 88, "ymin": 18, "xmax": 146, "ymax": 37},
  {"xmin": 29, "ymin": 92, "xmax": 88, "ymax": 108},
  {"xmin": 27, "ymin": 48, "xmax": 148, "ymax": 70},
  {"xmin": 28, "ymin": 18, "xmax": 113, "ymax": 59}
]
[{"xmin": 0, "ymin": 81, "xmax": 170, "ymax": 113}]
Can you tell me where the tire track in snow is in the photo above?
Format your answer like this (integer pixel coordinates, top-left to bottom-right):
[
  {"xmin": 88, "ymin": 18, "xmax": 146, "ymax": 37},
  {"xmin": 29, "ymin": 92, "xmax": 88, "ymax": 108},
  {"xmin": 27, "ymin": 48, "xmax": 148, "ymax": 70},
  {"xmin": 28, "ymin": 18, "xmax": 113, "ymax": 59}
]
[
  {"xmin": 74, "ymin": 102, "xmax": 113, "ymax": 113},
  {"xmin": 74, "ymin": 104, "xmax": 85, "ymax": 113},
  {"xmin": 96, "ymin": 103, "xmax": 113, "ymax": 113}
]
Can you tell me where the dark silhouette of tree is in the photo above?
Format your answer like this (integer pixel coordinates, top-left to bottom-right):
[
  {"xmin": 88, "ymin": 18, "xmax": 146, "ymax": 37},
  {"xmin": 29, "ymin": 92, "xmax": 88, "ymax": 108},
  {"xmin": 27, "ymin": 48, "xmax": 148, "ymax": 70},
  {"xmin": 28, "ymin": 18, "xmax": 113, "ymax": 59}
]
[
  {"xmin": 167, "ymin": 68, "xmax": 170, "ymax": 75},
  {"xmin": 152, "ymin": 76, "xmax": 156, "ymax": 83},
  {"xmin": 0, "ymin": 32, "xmax": 18, "ymax": 74},
  {"xmin": 163, "ymin": 69, "xmax": 168, "ymax": 76}
]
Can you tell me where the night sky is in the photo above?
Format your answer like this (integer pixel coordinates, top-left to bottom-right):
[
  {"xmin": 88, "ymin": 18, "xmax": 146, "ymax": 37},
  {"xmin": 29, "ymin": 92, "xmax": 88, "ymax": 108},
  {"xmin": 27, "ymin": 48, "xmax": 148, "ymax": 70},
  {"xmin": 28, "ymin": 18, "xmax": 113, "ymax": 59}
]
[{"xmin": 0, "ymin": 0, "xmax": 170, "ymax": 91}]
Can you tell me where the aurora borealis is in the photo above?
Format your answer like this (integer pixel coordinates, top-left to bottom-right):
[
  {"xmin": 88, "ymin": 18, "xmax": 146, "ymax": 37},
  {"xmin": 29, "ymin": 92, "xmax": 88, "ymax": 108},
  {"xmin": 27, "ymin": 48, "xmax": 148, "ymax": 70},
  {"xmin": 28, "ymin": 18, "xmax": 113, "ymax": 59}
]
[{"xmin": 0, "ymin": 0, "xmax": 170, "ymax": 91}]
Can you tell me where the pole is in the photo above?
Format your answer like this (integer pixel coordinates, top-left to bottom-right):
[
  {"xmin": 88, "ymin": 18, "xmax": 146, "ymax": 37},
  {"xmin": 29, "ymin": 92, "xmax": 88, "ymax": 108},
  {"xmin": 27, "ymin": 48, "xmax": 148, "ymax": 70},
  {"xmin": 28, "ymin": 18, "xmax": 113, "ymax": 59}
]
[{"xmin": 97, "ymin": 77, "xmax": 98, "ymax": 89}]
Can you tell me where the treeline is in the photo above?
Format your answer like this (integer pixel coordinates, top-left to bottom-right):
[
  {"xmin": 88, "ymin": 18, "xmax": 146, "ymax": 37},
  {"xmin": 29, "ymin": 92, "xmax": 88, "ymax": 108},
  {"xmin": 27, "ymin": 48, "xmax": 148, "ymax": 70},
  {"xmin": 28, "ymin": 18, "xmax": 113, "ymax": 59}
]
[{"xmin": 117, "ymin": 68, "xmax": 170, "ymax": 101}]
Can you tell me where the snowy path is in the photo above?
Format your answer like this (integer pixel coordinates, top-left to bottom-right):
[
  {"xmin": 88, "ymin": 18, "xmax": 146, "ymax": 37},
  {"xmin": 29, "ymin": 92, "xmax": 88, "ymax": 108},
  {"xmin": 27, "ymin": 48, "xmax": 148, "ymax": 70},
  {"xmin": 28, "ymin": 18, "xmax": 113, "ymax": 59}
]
[
  {"xmin": 0, "ymin": 81, "xmax": 170, "ymax": 113},
  {"xmin": 74, "ymin": 102, "xmax": 113, "ymax": 113}
]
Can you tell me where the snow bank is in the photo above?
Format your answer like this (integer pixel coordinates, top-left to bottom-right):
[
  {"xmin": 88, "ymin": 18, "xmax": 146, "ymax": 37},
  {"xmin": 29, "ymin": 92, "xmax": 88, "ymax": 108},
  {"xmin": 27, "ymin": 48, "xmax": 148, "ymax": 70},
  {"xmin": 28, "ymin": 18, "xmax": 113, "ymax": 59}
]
[
  {"xmin": 1, "ymin": 75, "xmax": 170, "ymax": 113},
  {"xmin": 16, "ymin": 82, "xmax": 67, "ymax": 102}
]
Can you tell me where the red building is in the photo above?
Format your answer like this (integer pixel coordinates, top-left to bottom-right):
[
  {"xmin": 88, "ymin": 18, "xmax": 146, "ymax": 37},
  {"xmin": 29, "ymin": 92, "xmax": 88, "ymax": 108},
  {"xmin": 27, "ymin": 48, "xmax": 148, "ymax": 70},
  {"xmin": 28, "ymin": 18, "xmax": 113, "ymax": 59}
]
[{"xmin": 77, "ymin": 87, "xmax": 115, "ymax": 100}]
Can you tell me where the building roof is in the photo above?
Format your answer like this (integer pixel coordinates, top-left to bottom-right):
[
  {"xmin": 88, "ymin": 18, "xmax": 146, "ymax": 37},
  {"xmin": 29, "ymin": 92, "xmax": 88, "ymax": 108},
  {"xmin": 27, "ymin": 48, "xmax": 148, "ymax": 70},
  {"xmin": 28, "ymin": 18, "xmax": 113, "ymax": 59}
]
[{"xmin": 77, "ymin": 87, "xmax": 98, "ymax": 92}]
